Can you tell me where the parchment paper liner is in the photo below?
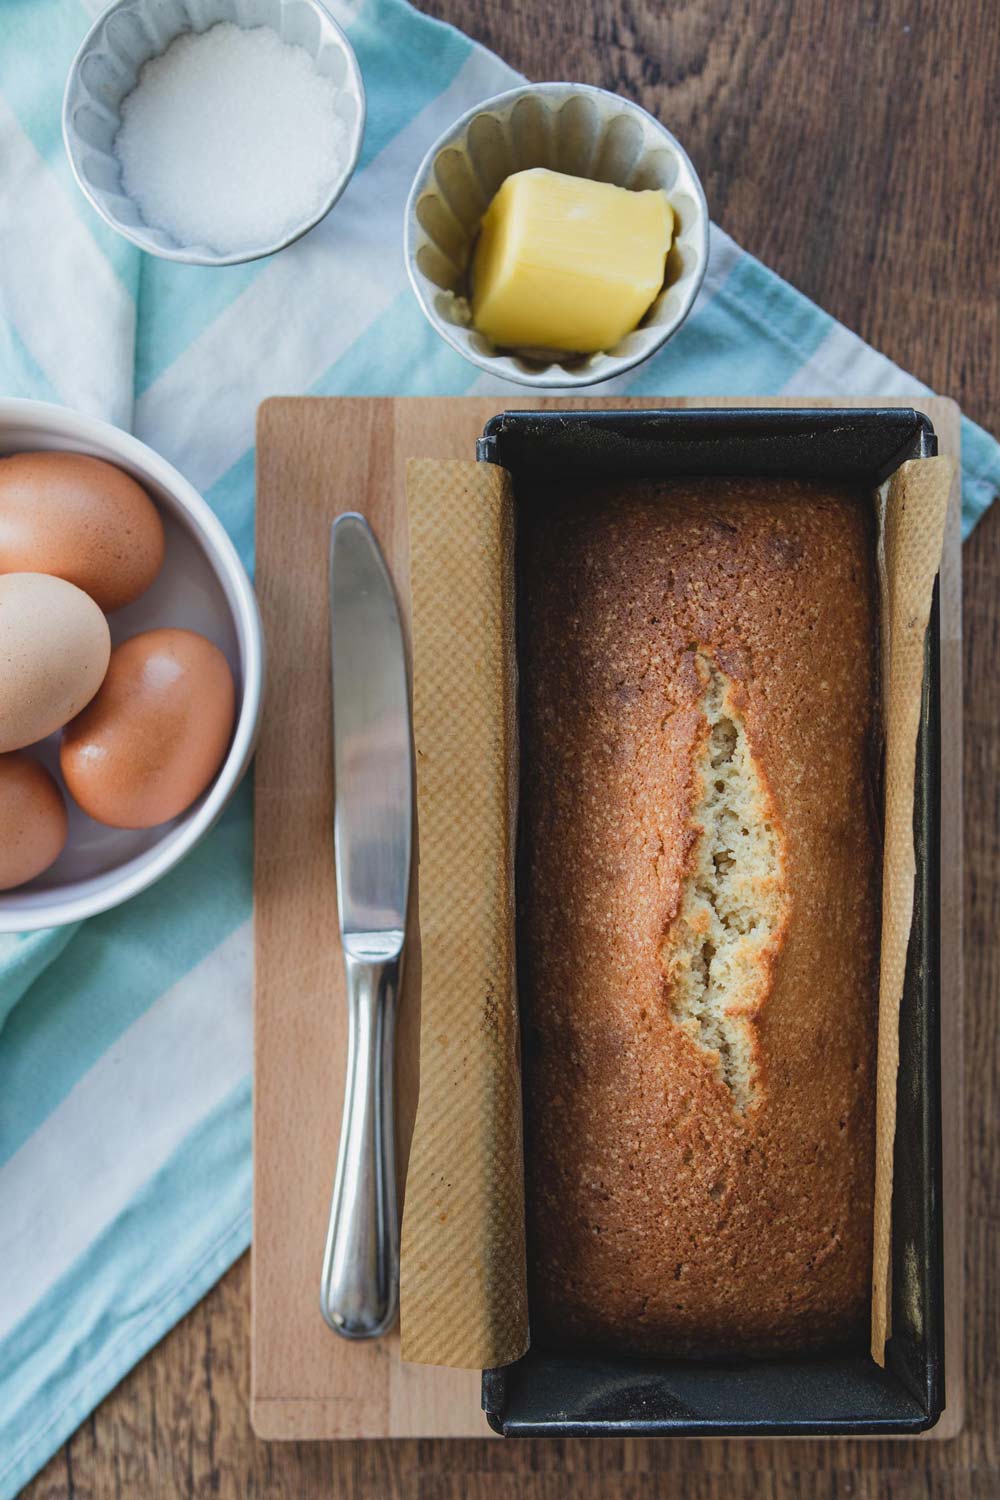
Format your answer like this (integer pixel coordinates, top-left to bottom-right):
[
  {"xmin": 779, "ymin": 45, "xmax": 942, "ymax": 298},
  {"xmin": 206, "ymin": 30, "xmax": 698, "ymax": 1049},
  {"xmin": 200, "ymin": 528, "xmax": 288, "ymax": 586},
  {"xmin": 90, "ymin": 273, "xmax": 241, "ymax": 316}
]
[
  {"xmin": 871, "ymin": 457, "xmax": 952, "ymax": 1361},
  {"xmin": 399, "ymin": 459, "xmax": 527, "ymax": 1368},
  {"xmin": 400, "ymin": 452, "xmax": 952, "ymax": 1371}
]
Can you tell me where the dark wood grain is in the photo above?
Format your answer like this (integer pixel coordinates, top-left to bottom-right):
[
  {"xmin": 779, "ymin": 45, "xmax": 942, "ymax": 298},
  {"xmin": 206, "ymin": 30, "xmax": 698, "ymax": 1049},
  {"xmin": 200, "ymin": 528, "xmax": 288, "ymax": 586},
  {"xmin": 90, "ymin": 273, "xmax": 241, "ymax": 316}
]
[{"xmin": 24, "ymin": 0, "xmax": 999, "ymax": 1494}]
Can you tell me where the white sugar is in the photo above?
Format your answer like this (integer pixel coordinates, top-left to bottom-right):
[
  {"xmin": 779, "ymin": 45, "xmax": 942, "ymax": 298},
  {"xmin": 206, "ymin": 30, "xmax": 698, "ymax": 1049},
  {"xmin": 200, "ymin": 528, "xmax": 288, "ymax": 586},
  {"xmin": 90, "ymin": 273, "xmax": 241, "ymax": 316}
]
[{"xmin": 115, "ymin": 22, "xmax": 353, "ymax": 256}]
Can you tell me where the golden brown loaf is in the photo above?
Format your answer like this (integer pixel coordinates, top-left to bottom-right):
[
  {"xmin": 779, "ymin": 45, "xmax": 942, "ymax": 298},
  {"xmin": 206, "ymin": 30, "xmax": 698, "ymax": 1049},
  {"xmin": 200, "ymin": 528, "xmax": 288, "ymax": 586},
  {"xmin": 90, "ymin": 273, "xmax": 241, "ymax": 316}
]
[{"xmin": 518, "ymin": 475, "xmax": 879, "ymax": 1355}]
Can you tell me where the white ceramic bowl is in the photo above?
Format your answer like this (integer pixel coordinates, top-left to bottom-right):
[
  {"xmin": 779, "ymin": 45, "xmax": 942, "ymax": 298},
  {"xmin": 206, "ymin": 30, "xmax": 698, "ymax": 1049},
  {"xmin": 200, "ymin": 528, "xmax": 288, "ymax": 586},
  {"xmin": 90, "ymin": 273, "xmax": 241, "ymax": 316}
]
[
  {"xmin": 62, "ymin": 0, "xmax": 366, "ymax": 267},
  {"xmin": 0, "ymin": 398, "xmax": 264, "ymax": 932},
  {"xmin": 404, "ymin": 82, "xmax": 709, "ymax": 389}
]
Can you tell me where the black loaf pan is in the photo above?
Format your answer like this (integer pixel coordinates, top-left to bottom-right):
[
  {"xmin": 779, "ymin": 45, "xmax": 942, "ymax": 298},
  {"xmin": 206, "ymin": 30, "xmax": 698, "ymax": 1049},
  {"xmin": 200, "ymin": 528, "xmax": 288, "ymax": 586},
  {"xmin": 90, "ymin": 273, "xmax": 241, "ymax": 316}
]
[{"xmin": 476, "ymin": 407, "xmax": 944, "ymax": 1437}]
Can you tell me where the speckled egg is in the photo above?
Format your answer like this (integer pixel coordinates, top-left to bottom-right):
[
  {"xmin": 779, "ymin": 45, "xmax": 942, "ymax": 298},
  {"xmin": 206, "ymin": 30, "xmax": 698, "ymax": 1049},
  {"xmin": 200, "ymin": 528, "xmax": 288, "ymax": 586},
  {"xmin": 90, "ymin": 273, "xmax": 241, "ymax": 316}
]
[
  {"xmin": 0, "ymin": 572, "xmax": 111, "ymax": 753},
  {"xmin": 0, "ymin": 451, "xmax": 165, "ymax": 611},
  {"xmin": 61, "ymin": 627, "xmax": 236, "ymax": 829},
  {"xmin": 0, "ymin": 751, "xmax": 68, "ymax": 890}
]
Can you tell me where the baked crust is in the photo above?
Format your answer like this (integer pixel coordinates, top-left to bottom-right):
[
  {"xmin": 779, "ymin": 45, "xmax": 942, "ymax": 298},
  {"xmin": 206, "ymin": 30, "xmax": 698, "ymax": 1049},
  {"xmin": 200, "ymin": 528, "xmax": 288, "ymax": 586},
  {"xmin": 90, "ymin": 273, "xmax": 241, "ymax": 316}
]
[{"xmin": 517, "ymin": 475, "xmax": 879, "ymax": 1355}]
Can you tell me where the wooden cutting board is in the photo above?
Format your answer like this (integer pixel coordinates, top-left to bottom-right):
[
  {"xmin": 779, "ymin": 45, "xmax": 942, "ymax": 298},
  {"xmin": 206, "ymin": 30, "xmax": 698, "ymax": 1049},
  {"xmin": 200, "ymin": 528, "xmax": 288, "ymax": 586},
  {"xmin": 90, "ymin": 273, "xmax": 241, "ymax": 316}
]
[{"xmin": 252, "ymin": 396, "xmax": 964, "ymax": 1441}]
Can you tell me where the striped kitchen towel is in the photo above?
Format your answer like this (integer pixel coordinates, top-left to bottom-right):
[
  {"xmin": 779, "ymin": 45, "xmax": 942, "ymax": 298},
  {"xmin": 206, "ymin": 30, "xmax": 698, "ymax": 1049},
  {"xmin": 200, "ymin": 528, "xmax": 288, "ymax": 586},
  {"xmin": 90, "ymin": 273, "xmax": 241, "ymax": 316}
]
[{"xmin": 0, "ymin": 0, "xmax": 996, "ymax": 1492}]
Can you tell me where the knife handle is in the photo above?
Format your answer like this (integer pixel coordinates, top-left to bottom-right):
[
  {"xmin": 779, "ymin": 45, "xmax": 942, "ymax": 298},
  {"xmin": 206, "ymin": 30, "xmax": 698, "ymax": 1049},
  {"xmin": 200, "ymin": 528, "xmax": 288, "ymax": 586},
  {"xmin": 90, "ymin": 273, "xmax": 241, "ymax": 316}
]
[{"xmin": 320, "ymin": 948, "xmax": 400, "ymax": 1339}]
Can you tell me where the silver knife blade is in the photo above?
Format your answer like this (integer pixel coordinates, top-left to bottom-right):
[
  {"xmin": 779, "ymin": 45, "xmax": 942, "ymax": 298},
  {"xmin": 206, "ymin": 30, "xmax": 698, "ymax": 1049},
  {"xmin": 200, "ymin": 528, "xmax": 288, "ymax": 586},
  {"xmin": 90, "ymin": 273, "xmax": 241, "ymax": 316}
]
[{"xmin": 329, "ymin": 514, "xmax": 412, "ymax": 956}]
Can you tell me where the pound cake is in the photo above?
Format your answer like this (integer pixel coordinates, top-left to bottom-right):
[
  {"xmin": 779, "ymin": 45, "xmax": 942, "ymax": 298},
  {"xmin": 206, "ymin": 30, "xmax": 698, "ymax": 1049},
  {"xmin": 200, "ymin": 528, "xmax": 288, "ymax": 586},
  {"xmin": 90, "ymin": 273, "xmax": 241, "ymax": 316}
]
[{"xmin": 518, "ymin": 475, "xmax": 879, "ymax": 1355}]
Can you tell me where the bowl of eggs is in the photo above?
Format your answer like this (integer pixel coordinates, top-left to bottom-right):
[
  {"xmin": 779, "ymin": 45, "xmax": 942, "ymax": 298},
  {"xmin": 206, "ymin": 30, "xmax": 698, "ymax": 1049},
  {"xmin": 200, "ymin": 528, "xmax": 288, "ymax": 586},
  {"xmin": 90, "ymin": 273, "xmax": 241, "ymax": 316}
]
[{"xmin": 0, "ymin": 398, "xmax": 263, "ymax": 932}]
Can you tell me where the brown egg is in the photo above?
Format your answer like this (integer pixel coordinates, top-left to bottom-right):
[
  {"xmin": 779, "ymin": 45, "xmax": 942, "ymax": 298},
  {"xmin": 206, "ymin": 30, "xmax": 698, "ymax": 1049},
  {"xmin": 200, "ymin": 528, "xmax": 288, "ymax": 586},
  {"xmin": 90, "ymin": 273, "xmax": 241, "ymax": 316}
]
[
  {"xmin": 0, "ymin": 451, "xmax": 165, "ymax": 611},
  {"xmin": 0, "ymin": 752, "xmax": 68, "ymax": 890},
  {"xmin": 0, "ymin": 573, "xmax": 111, "ymax": 752},
  {"xmin": 61, "ymin": 628, "xmax": 236, "ymax": 829}
]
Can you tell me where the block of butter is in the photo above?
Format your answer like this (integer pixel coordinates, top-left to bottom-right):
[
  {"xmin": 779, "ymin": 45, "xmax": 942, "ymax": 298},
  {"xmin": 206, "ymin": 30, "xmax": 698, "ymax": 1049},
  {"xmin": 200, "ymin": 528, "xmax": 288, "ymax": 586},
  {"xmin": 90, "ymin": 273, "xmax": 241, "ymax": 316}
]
[{"xmin": 471, "ymin": 167, "xmax": 674, "ymax": 355}]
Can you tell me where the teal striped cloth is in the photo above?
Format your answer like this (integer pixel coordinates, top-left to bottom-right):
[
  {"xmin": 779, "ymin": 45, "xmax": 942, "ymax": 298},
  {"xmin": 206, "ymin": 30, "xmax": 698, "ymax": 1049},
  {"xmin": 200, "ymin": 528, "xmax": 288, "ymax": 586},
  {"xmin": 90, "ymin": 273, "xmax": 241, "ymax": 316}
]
[{"xmin": 0, "ymin": 0, "xmax": 996, "ymax": 1492}]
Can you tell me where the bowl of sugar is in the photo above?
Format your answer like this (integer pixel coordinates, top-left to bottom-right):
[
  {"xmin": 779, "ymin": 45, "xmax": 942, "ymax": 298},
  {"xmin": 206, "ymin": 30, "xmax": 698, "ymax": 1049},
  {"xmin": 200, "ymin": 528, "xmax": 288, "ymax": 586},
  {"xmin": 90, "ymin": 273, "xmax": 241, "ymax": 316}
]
[{"xmin": 63, "ymin": 0, "xmax": 365, "ymax": 266}]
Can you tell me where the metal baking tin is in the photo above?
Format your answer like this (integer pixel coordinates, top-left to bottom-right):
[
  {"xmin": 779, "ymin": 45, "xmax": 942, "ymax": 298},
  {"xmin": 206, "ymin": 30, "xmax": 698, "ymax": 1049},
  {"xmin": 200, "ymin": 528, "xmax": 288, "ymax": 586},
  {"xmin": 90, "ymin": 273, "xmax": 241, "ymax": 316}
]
[{"xmin": 477, "ymin": 407, "xmax": 944, "ymax": 1437}]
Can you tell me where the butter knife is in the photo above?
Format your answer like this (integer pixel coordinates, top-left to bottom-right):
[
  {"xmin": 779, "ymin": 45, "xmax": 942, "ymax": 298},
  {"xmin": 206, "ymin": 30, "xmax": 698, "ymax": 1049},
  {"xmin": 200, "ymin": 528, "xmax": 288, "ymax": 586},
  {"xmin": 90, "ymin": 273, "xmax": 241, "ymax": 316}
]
[{"xmin": 320, "ymin": 513, "xmax": 412, "ymax": 1339}]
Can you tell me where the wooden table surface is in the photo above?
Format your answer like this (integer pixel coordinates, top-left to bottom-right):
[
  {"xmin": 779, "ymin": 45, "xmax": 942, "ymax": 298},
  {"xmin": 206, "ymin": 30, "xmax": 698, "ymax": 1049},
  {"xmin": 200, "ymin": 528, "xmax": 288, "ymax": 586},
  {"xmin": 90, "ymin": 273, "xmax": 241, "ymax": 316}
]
[{"xmin": 27, "ymin": 1, "xmax": 998, "ymax": 1496}]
